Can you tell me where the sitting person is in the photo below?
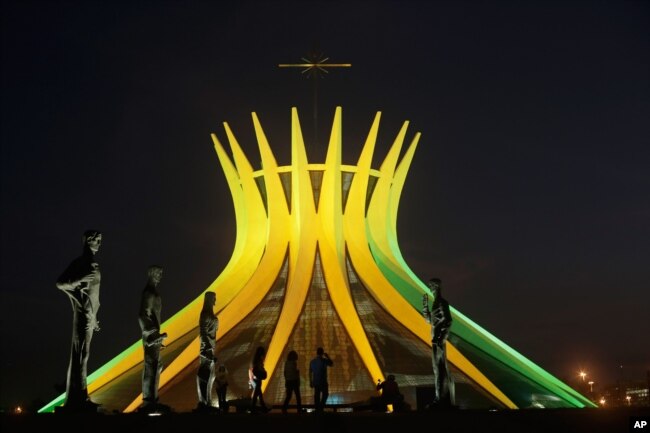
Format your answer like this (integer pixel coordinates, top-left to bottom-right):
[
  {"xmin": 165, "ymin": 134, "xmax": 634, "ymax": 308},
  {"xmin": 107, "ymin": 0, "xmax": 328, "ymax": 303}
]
[
  {"xmin": 376, "ymin": 375, "xmax": 406, "ymax": 412},
  {"xmin": 215, "ymin": 364, "xmax": 229, "ymax": 411}
]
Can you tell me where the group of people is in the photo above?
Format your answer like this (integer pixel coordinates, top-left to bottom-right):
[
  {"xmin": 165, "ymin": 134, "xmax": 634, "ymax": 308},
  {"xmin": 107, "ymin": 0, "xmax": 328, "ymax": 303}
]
[
  {"xmin": 247, "ymin": 345, "xmax": 334, "ymax": 414},
  {"xmin": 56, "ymin": 230, "xmax": 454, "ymax": 414}
]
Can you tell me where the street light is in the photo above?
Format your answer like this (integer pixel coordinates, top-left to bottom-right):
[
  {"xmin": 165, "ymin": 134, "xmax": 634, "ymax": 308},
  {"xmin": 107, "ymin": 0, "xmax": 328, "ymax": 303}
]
[
  {"xmin": 579, "ymin": 371, "xmax": 587, "ymax": 382},
  {"xmin": 588, "ymin": 381, "xmax": 594, "ymax": 392},
  {"xmin": 626, "ymin": 395, "xmax": 632, "ymax": 406}
]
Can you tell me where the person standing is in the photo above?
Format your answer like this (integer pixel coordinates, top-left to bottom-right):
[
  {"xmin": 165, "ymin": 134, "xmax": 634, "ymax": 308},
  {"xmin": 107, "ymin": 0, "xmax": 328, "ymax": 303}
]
[
  {"xmin": 282, "ymin": 350, "xmax": 302, "ymax": 414},
  {"xmin": 309, "ymin": 347, "xmax": 333, "ymax": 412},
  {"xmin": 138, "ymin": 265, "xmax": 168, "ymax": 412},
  {"xmin": 248, "ymin": 346, "xmax": 269, "ymax": 413},
  {"xmin": 56, "ymin": 230, "xmax": 102, "ymax": 411},
  {"xmin": 422, "ymin": 278, "xmax": 455, "ymax": 408},
  {"xmin": 196, "ymin": 291, "xmax": 218, "ymax": 411}
]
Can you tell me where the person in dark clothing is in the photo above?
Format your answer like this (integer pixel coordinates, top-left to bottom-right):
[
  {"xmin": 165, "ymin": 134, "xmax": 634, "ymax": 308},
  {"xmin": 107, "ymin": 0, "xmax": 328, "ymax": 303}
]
[
  {"xmin": 422, "ymin": 278, "xmax": 455, "ymax": 408},
  {"xmin": 376, "ymin": 375, "xmax": 406, "ymax": 412},
  {"xmin": 56, "ymin": 230, "xmax": 102, "ymax": 411},
  {"xmin": 138, "ymin": 265, "xmax": 168, "ymax": 412},
  {"xmin": 196, "ymin": 291, "xmax": 218, "ymax": 411},
  {"xmin": 309, "ymin": 347, "xmax": 333, "ymax": 412},
  {"xmin": 215, "ymin": 363, "xmax": 229, "ymax": 411},
  {"xmin": 249, "ymin": 346, "xmax": 270, "ymax": 413},
  {"xmin": 282, "ymin": 350, "xmax": 302, "ymax": 414}
]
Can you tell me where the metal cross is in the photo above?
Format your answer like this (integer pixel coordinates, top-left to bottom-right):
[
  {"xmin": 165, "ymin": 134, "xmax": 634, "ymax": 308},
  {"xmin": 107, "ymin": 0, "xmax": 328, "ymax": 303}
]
[
  {"xmin": 278, "ymin": 52, "xmax": 351, "ymax": 78},
  {"xmin": 279, "ymin": 51, "xmax": 351, "ymax": 156}
]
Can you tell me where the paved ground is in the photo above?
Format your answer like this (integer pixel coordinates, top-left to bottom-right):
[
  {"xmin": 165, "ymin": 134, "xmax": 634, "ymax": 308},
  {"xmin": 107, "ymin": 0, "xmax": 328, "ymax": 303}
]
[{"xmin": 2, "ymin": 407, "xmax": 649, "ymax": 433}]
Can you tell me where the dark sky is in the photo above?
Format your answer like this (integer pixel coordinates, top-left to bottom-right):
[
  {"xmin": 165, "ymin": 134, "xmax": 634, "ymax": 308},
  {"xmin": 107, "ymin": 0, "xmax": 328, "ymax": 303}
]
[{"xmin": 1, "ymin": 0, "xmax": 648, "ymax": 409}]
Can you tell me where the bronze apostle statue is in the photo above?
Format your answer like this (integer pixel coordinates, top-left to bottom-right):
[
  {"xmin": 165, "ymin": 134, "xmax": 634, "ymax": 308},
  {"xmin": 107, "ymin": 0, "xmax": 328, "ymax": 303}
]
[
  {"xmin": 56, "ymin": 230, "xmax": 103, "ymax": 411},
  {"xmin": 138, "ymin": 265, "xmax": 168, "ymax": 412},
  {"xmin": 422, "ymin": 278, "xmax": 455, "ymax": 408},
  {"xmin": 196, "ymin": 291, "xmax": 218, "ymax": 411}
]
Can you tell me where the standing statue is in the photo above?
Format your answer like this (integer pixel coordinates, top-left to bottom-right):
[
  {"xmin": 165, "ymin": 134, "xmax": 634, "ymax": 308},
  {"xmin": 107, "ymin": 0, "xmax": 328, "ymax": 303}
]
[
  {"xmin": 422, "ymin": 278, "xmax": 455, "ymax": 408},
  {"xmin": 196, "ymin": 291, "xmax": 218, "ymax": 411},
  {"xmin": 56, "ymin": 230, "xmax": 102, "ymax": 411},
  {"xmin": 138, "ymin": 265, "xmax": 168, "ymax": 413}
]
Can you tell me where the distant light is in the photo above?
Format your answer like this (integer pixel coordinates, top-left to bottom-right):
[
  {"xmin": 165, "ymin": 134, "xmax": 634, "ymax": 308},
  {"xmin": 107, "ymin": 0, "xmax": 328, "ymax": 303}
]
[
  {"xmin": 599, "ymin": 397, "xmax": 606, "ymax": 405},
  {"xmin": 147, "ymin": 412, "xmax": 163, "ymax": 417},
  {"xmin": 14, "ymin": 406, "xmax": 22, "ymax": 414}
]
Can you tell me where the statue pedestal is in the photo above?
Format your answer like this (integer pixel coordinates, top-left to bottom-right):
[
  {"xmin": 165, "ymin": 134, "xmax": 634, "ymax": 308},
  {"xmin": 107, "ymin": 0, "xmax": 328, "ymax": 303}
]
[
  {"xmin": 415, "ymin": 386, "xmax": 436, "ymax": 411},
  {"xmin": 136, "ymin": 402, "xmax": 172, "ymax": 415},
  {"xmin": 54, "ymin": 401, "xmax": 101, "ymax": 414}
]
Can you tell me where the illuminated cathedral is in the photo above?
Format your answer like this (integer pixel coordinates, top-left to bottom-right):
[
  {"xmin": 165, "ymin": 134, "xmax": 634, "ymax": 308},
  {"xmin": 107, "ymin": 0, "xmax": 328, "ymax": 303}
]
[{"xmin": 41, "ymin": 107, "xmax": 594, "ymax": 413}]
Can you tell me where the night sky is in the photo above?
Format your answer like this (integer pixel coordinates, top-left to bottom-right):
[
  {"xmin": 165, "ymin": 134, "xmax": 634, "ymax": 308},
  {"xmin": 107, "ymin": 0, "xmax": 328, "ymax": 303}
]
[{"xmin": 1, "ymin": 0, "xmax": 648, "ymax": 410}]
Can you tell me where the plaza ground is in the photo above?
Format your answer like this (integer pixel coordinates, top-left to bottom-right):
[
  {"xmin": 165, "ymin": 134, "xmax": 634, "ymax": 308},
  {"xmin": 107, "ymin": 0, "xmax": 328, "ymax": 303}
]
[{"xmin": 2, "ymin": 407, "xmax": 649, "ymax": 433}]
